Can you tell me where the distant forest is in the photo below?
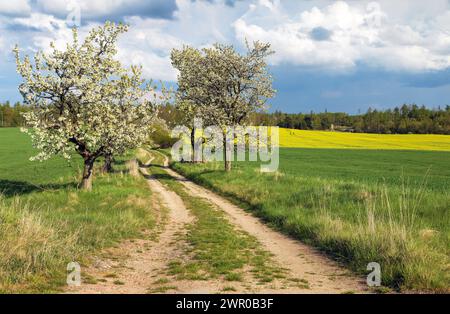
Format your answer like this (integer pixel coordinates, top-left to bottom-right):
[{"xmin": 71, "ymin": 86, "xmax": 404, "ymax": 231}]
[
  {"xmin": 251, "ymin": 104, "xmax": 450, "ymax": 135},
  {"xmin": 0, "ymin": 101, "xmax": 28, "ymax": 127},
  {"xmin": 2, "ymin": 101, "xmax": 450, "ymax": 134},
  {"xmin": 161, "ymin": 103, "xmax": 450, "ymax": 135}
]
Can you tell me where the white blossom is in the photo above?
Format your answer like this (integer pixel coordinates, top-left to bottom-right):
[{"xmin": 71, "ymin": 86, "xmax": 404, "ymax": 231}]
[
  {"xmin": 171, "ymin": 41, "xmax": 275, "ymax": 170},
  {"xmin": 14, "ymin": 22, "xmax": 160, "ymax": 190}
]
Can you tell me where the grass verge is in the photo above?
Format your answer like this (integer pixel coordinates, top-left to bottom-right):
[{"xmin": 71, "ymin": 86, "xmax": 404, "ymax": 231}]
[
  {"xmin": 168, "ymin": 148, "xmax": 449, "ymax": 292},
  {"xmin": 0, "ymin": 152, "xmax": 156, "ymax": 293}
]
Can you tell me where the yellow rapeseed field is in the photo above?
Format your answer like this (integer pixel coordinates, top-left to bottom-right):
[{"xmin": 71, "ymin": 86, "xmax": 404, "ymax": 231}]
[{"xmin": 279, "ymin": 128, "xmax": 450, "ymax": 151}]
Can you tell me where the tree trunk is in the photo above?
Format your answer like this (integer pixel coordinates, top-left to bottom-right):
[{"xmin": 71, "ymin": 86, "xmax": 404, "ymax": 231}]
[
  {"xmin": 223, "ymin": 135, "xmax": 231, "ymax": 171},
  {"xmin": 102, "ymin": 153, "xmax": 113, "ymax": 173},
  {"xmin": 224, "ymin": 159, "xmax": 231, "ymax": 171},
  {"xmin": 80, "ymin": 158, "xmax": 94, "ymax": 191},
  {"xmin": 190, "ymin": 127, "xmax": 196, "ymax": 163}
]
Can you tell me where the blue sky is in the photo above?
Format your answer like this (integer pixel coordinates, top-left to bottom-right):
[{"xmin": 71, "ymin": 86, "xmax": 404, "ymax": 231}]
[{"xmin": 0, "ymin": 0, "xmax": 449, "ymax": 113}]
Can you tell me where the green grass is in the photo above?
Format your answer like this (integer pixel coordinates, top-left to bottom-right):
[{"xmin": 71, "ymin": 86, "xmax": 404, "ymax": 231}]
[
  {"xmin": 0, "ymin": 128, "xmax": 81, "ymax": 195},
  {"xmin": 147, "ymin": 285, "xmax": 177, "ymax": 293},
  {"xmin": 171, "ymin": 148, "xmax": 450, "ymax": 292},
  {"xmin": 0, "ymin": 128, "xmax": 157, "ymax": 293},
  {"xmin": 153, "ymin": 278, "xmax": 170, "ymax": 285},
  {"xmin": 113, "ymin": 280, "xmax": 125, "ymax": 285}
]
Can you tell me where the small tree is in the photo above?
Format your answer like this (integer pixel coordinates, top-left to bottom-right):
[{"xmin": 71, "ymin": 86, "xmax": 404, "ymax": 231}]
[
  {"xmin": 171, "ymin": 41, "xmax": 275, "ymax": 170},
  {"xmin": 14, "ymin": 22, "xmax": 157, "ymax": 190}
]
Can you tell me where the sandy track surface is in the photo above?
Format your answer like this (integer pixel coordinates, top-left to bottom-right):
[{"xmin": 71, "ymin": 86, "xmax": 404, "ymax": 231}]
[
  {"xmin": 66, "ymin": 162, "xmax": 196, "ymax": 293},
  {"xmin": 68, "ymin": 159, "xmax": 252, "ymax": 293},
  {"xmin": 67, "ymin": 152, "xmax": 367, "ymax": 294},
  {"xmin": 65, "ymin": 158, "xmax": 285, "ymax": 293},
  {"xmin": 156, "ymin": 152, "xmax": 368, "ymax": 294}
]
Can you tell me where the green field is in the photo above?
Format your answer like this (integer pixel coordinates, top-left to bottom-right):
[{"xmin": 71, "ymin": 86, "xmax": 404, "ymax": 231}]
[
  {"xmin": 0, "ymin": 128, "xmax": 156, "ymax": 292},
  {"xmin": 171, "ymin": 147, "xmax": 450, "ymax": 292},
  {"xmin": 1, "ymin": 127, "xmax": 449, "ymax": 292},
  {"xmin": 0, "ymin": 128, "xmax": 81, "ymax": 194}
]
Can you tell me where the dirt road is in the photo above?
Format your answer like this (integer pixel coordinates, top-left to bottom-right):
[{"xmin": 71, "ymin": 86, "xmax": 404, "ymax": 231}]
[{"xmin": 67, "ymin": 151, "xmax": 367, "ymax": 294}]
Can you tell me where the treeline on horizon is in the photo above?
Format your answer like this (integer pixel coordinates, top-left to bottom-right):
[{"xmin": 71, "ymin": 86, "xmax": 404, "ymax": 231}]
[
  {"xmin": 0, "ymin": 101, "xmax": 28, "ymax": 127},
  {"xmin": 2, "ymin": 100, "xmax": 450, "ymax": 135},
  {"xmin": 252, "ymin": 104, "xmax": 450, "ymax": 135},
  {"xmin": 161, "ymin": 103, "xmax": 450, "ymax": 135}
]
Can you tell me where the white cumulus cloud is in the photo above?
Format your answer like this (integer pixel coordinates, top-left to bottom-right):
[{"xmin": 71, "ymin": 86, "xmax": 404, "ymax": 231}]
[
  {"xmin": 5, "ymin": 0, "xmax": 450, "ymax": 82},
  {"xmin": 233, "ymin": 0, "xmax": 450, "ymax": 72},
  {"xmin": 0, "ymin": 0, "xmax": 31, "ymax": 16}
]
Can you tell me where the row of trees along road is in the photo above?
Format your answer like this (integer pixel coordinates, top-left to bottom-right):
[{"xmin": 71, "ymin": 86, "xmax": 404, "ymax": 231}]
[
  {"xmin": 14, "ymin": 22, "xmax": 160, "ymax": 190},
  {"xmin": 171, "ymin": 42, "xmax": 275, "ymax": 171},
  {"xmin": 14, "ymin": 22, "xmax": 274, "ymax": 189}
]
